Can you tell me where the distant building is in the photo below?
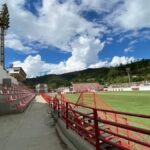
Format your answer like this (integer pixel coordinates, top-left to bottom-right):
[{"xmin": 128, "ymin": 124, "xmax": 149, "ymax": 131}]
[
  {"xmin": 8, "ymin": 67, "xmax": 27, "ymax": 81},
  {"xmin": 144, "ymin": 81, "xmax": 150, "ymax": 86},
  {"xmin": 107, "ymin": 81, "xmax": 150, "ymax": 91},
  {"xmin": 72, "ymin": 83, "xmax": 103, "ymax": 92},
  {"xmin": 36, "ymin": 84, "xmax": 48, "ymax": 93},
  {"xmin": 0, "ymin": 65, "xmax": 18, "ymax": 85},
  {"xmin": 57, "ymin": 87, "xmax": 70, "ymax": 93}
]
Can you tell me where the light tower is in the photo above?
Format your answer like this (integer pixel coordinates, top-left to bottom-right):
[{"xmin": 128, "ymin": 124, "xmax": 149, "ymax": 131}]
[
  {"xmin": 0, "ymin": 3, "xmax": 9, "ymax": 69},
  {"xmin": 126, "ymin": 67, "xmax": 131, "ymax": 84}
]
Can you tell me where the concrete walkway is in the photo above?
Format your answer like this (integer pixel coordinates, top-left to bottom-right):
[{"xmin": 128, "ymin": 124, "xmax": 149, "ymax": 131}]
[{"xmin": 0, "ymin": 96, "xmax": 65, "ymax": 150}]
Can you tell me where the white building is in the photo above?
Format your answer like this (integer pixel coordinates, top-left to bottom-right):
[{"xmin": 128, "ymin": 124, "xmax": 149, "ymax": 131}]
[
  {"xmin": 57, "ymin": 87, "xmax": 70, "ymax": 93},
  {"xmin": 36, "ymin": 84, "xmax": 48, "ymax": 93},
  {"xmin": 107, "ymin": 82, "xmax": 150, "ymax": 91},
  {"xmin": 8, "ymin": 67, "xmax": 27, "ymax": 81},
  {"xmin": 0, "ymin": 65, "xmax": 18, "ymax": 85}
]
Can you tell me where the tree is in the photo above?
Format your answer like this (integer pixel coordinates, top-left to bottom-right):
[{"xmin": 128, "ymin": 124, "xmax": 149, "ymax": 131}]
[{"xmin": 0, "ymin": 3, "xmax": 9, "ymax": 30}]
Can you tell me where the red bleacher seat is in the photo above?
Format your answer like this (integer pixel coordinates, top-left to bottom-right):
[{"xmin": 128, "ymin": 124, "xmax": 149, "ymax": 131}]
[{"xmin": 0, "ymin": 84, "xmax": 35, "ymax": 113}]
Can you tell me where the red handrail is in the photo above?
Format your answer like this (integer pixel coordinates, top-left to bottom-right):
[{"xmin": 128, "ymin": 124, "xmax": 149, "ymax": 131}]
[
  {"xmin": 41, "ymin": 93, "xmax": 150, "ymax": 150},
  {"xmin": 69, "ymin": 101, "xmax": 150, "ymax": 119},
  {"xmin": 98, "ymin": 118, "xmax": 150, "ymax": 135},
  {"xmin": 69, "ymin": 106, "xmax": 150, "ymax": 147}
]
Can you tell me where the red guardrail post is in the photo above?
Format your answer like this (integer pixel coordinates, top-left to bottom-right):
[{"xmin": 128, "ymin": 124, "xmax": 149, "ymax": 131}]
[
  {"xmin": 53, "ymin": 98, "xmax": 55, "ymax": 110},
  {"xmin": 58, "ymin": 99, "xmax": 60, "ymax": 117},
  {"xmin": 115, "ymin": 113, "xmax": 119, "ymax": 136},
  {"xmin": 66, "ymin": 102, "xmax": 69, "ymax": 129},
  {"xmin": 93, "ymin": 108, "xmax": 100, "ymax": 150},
  {"xmin": 124, "ymin": 118, "xmax": 130, "ymax": 146},
  {"xmin": 48, "ymin": 96, "xmax": 50, "ymax": 106}
]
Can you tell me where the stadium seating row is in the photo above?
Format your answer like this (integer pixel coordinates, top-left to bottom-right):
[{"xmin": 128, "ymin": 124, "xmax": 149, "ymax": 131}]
[{"xmin": 0, "ymin": 84, "xmax": 35, "ymax": 114}]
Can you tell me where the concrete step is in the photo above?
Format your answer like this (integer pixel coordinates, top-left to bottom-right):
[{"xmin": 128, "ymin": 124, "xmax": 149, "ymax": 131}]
[
  {"xmin": 109, "ymin": 137, "xmax": 120, "ymax": 144},
  {"xmin": 101, "ymin": 133, "xmax": 112, "ymax": 138},
  {"xmin": 99, "ymin": 125, "xmax": 109, "ymax": 130},
  {"xmin": 98, "ymin": 123, "xmax": 104, "ymax": 127},
  {"xmin": 100, "ymin": 137, "xmax": 120, "ymax": 150},
  {"xmin": 0, "ymin": 95, "xmax": 5, "ymax": 103}
]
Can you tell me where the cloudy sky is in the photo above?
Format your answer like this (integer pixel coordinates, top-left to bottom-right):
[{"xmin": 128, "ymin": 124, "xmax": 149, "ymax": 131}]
[{"xmin": 1, "ymin": 0, "xmax": 150, "ymax": 77}]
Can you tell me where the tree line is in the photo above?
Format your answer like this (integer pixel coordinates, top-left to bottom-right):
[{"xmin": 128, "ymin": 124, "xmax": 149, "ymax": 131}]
[{"xmin": 24, "ymin": 59, "xmax": 150, "ymax": 89}]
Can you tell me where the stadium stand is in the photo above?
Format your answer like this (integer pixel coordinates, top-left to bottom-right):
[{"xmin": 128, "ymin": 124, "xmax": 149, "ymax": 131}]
[
  {"xmin": 0, "ymin": 83, "xmax": 35, "ymax": 114},
  {"xmin": 72, "ymin": 83, "xmax": 103, "ymax": 92}
]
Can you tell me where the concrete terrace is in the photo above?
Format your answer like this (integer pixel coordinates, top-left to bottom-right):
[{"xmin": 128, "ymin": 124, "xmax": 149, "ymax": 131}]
[{"xmin": 0, "ymin": 96, "xmax": 66, "ymax": 150}]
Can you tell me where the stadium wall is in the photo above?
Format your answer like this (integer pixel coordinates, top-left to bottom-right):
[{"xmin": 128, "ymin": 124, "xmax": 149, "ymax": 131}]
[
  {"xmin": 107, "ymin": 86, "xmax": 150, "ymax": 91},
  {"xmin": 107, "ymin": 87, "xmax": 132, "ymax": 91},
  {"xmin": 139, "ymin": 86, "xmax": 150, "ymax": 91},
  {"xmin": 0, "ymin": 65, "xmax": 18, "ymax": 84}
]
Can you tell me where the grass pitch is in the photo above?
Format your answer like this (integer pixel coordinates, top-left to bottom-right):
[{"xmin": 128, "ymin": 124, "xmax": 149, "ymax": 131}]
[
  {"xmin": 66, "ymin": 91, "xmax": 150, "ymax": 126},
  {"xmin": 100, "ymin": 91, "xmax": 150, "ymax": 115}
]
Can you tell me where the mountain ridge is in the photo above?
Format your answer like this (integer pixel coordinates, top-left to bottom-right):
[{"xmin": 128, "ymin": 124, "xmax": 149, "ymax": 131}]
[{"xmin": 24, "ymin": 59, "xmax": 150, "ymax": 89}]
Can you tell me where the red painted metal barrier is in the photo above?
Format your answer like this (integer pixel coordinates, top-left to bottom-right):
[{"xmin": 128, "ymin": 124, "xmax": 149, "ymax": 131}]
[{"xmin": 41, "ymin": 93, "xmax": 150, "ymax": 150}]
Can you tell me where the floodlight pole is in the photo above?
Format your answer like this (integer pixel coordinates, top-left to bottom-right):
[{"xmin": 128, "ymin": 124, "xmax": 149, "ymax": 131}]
[
  {"xmin": 126, "ymin": 68, "xmax": 131, "ymax": 84},
  {"xmin": 0, "ymin": 3, "xmax": 9, "ymax": 69},
  {"xmin": 0, "ymin": 26, "xmax": 4, "ymax": 68}
]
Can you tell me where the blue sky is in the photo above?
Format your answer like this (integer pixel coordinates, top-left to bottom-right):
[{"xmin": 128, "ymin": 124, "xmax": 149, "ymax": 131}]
[{"xmin": 1, "ymin": 0, "xmax": 150, "ymax": 77}]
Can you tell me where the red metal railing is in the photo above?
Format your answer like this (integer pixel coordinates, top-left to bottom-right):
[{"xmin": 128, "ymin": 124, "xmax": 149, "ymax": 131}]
[{"xmin": 41, "ymin": 93, "xmax": 150, "ymax": 150}]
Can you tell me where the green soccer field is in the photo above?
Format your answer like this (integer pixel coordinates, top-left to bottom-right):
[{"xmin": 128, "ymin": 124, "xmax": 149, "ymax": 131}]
[{"xmin": 66, "ymin": 91, "xmax": 150, "ymax": 126}]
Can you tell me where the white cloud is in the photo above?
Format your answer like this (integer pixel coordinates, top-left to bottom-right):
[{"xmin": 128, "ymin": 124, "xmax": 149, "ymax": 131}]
[
  {"xmin": 90, "ymin": 56, "xmax": 136, "ymax": 68},
  {"xmin": 89, "ymin": 61, "xmax": 109, "ymax": 68},
  {"xmin": 110, "ymin": 56, "xmax": 136, "ymax": 66},
  {"xmin": 5, "ymin": 34, "xmax": 37, "ymax": 53},
  {"xmin": 80, "ymin": 0, "xmax": 121, "ymax": 13},
  {"xmin": 13, "ymin": 54, "xmax": 136, "ymax": 77},
  {"xmin": 0, "ymin": 0, "xmax": 147, "ymax": 77},
  {"xmin": 66, "ymin": 35, "xmax": 105, "ymax": 70},
  {"xmin": 1, "ymin": 0, "xmax": 107, "ymax": 76},
  {"xmin": 129, "ymin": 40, "xmax": 138, "ymax": 46},
  {"xmin": 106, "ymin": 37, "xmax": 113, "ymax": 44},
  {"xmin": 3, "ymin": 0, "xmax": 105, "ymax": 53},
  {"xmin": 13, "ymin": 55, "xmax": 51, "ymax": 78},
  {"xmin": 1, "ymin": 0, "xmax": 149, "ymax": 48},
  {"xmin": 124, "ymin": 47, "xmax": 133, "ymax": 52},
  {"xmin": 12, "ymin": 35, "xmax": 105, "ymax": 77},
  {"xmin": 107, "ymin": 0, "xmax": 150, "ymax": 30}
]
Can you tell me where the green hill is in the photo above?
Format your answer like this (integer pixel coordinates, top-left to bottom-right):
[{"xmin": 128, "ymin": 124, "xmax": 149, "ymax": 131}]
[{"xmin": 24, "ymin": 59, "xmax": 150, "ymax": 89}]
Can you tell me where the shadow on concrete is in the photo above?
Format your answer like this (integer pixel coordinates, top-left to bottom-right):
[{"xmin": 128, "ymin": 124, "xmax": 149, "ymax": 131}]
[{"xmin": 0, "ymin": 96, "xmax": 70, "ymax": 150}]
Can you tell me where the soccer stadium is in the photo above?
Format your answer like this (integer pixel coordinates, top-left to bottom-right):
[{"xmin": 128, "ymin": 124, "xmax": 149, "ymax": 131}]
[{"xmin": 0, "ymin": 1, "xmax": 150, "ymax": 150}]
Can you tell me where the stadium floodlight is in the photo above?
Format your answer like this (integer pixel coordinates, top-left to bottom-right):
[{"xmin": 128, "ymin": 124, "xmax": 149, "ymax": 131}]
[
  {"xmin": 126, "ymin": 67, "xmax": 131, "ymax": 84},
  {"xmin": 0, "ymin": 3, "xmax": 10, "ymax": 69}
]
